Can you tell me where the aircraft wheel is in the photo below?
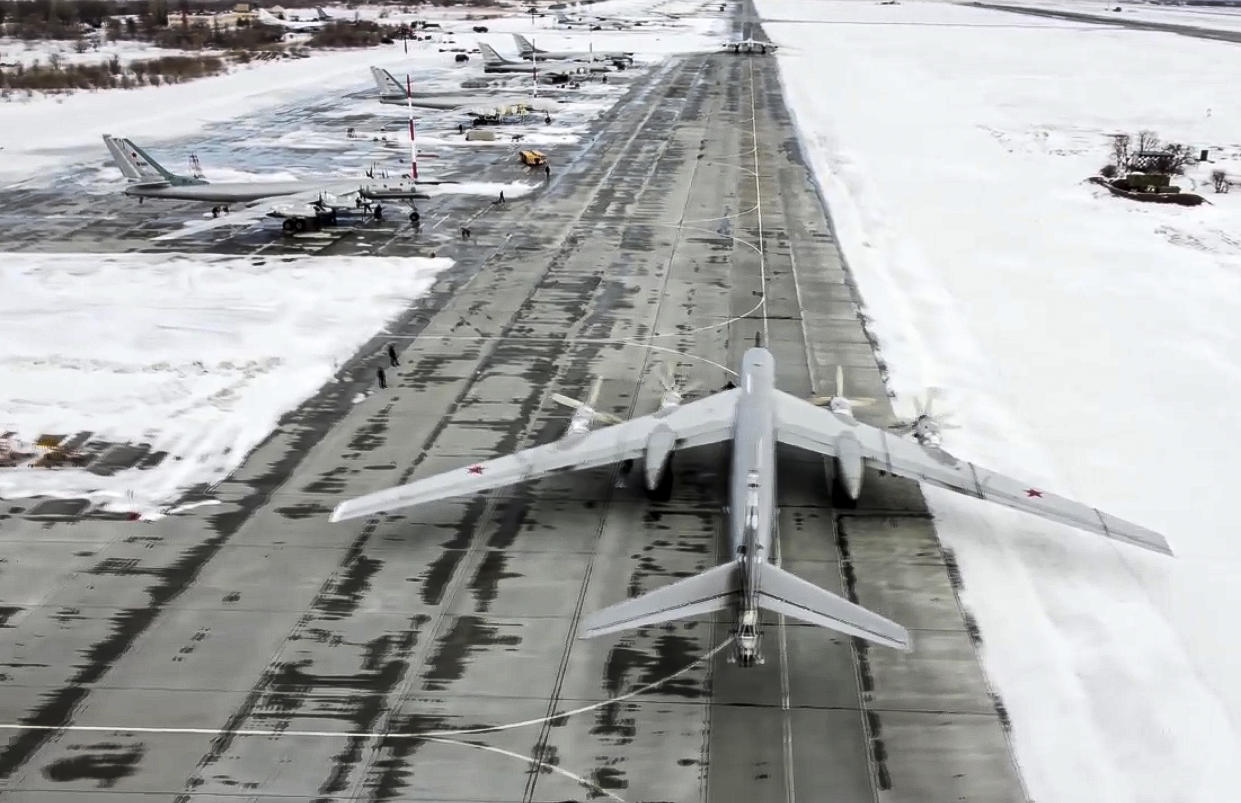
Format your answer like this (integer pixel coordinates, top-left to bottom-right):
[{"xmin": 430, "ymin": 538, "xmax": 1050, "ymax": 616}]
[
  {"xmin": 293, "ymin": 218, "xmax": 307, "ymax": 233},
  {"xmin": 282, "ymin": 219, "xmax": 297, "ymax": 233}
]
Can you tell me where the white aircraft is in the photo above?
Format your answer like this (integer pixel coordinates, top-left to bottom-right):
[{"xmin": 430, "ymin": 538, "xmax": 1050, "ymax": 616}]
[
  {"xmin": 722, "ymin": 36, "xmax": 777, "ymax": 54},
  {"xmin": 256, "ymin": 8, "xmax": 327, "ymax": 31},
  {"xmin": 331, "ymin": 345, "xmax": 1171, "ymax": 666},
  {"xmin": 511, "ymin": 33, "xmax": 633, "ymax": 66},
  {"xmin": 103, "ymin": 134, "xmax": 425, "ymax": 236},
  {"xmin": 370, "ymin": 66, "xmax": 560, "ymax": 115}
]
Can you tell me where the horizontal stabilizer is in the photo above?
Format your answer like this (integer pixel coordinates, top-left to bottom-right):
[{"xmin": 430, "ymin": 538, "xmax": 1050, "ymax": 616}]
[
  {"xmin": 579, "ymin": 562, "xmax": 738, "ymax": 638},
  {"xmin": 757, "ymin": 563, "xmax": 910, "ymax": 650}
]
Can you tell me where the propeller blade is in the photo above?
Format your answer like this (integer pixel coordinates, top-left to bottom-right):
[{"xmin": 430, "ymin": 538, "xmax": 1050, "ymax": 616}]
[
  {"xmin": 586, "ymin": 376, "xmax": 603, "ymax": 408},
  {"xmin": 835, "ymin": 365, "xmax": 845, "ymax": 398},
  {"xmin": 658, "ymin": 362, "xmax": 674, "ymax": 392},
  {"xmin": 593, "ymin": 411, "xmax": 624, "ymax": 426},
  {"xmin": 550, "ymin": 392, "xmax": 584, "ymax": 411}
]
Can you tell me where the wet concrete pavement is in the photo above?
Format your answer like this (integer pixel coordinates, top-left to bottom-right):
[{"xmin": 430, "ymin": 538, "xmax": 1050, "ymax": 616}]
[{"xmin": 0, "ymin": 40, "xmax": 1028, "ymax": 803}]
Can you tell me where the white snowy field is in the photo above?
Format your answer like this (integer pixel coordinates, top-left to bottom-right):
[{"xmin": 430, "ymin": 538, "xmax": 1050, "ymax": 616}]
[
  {"xmin": 983, "ymin": 0, "xmax": 1241, "ymax": 34},
  {"xmin": 0, "ymin": 36, "xmax": 209, "ymax": 69},
  {"xmin": 0, "ymin": 253, "xmax": 450, "ymax": 515},
  {"xmin": 756, "ymin": 1, "xmax": 1241, "ymax": 802}
]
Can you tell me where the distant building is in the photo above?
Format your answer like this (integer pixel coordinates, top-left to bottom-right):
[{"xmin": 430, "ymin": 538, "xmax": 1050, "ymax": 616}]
[{"xmin": 179, "ymin": 11, "xmax": 241, "ymax": 28}]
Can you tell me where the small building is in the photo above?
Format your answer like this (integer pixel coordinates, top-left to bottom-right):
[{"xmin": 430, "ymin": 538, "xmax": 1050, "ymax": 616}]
[
  {"xmin": 180, "ymin": 11, "xmax": 242, "ymax": 29},
  {"xmin": 1130, "ymin": 150, "xmax": 1179, "ymax": 174}
]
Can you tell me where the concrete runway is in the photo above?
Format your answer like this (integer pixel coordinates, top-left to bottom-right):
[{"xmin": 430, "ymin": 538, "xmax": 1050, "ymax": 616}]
[{"xmin": 0, "ymin": 38, "xmax": 1027, "ymax": 803}]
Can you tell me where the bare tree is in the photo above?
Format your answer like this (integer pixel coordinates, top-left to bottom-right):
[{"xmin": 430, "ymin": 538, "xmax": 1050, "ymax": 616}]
[
  {"xmin": 1162, "ymin": 143, "xmax": 1196, "ymax": 175},
  {"xmin": 1111, "ymin": 133, "xmax": 1130, "ymax": 172},
  {"xmin": 1135, "ymin": 129, "xmax": 1159, "ymax": 157}
]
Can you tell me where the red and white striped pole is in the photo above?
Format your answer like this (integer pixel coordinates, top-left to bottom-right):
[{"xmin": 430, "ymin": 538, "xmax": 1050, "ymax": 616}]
[{"xmin": 406, "ymin": 74, "xmax": 418, "ymax": 180}]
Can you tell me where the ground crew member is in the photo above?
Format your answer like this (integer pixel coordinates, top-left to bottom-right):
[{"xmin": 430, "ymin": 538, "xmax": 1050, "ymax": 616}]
[
  {"xmin": 387, "ymin": 344, "xmax": 400, "ymax": 367},
  {"xmin": 498, "ymin": 190, "xmax": 505, "ymax": 204},
  {"xmin": 373, "ymin": 203, "xmax": 384, "ymax": 221},
  {"xmin": 544, "ymin": 164, "xmax": 551, "ymax": 179},
  {"xmin": 544, "ymin": 113, "xmax": 552, "ymax": 124},
  {"xmin": 458, "ymin": 123, "xmax": 465, "ymax": 134},
  {"xmin": 377, "ymin": 366, "xmax": 388, "ymax": 389}
]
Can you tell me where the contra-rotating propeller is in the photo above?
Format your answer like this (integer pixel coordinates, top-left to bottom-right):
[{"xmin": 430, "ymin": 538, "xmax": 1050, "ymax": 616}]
[
  {"xmin": 890, "ymin": 387, "xmax": 960, "ymax": 447},
  {"xmin": 809, "ymin": 366, "xmax": 876, "ymax": 416},
  {"xmin": 655, "ymin": 362, "xmax": 703, "ymax": 413}
]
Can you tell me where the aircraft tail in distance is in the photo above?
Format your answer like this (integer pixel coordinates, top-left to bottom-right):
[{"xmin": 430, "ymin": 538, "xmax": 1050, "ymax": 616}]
[
  {"xmin": 478, "ymin": 42, "xmax": 509, "ymax": 64},
  {"xmin": 370, "ymin": 66, "xmax": 405, "ymax": 97},
  {"xmin": 512, "ymin": 33, "xmax": 539, "ymax": 55},
  {"xmin": 103, "ymin": 135, "xmax": 182, "ymax": 184}
]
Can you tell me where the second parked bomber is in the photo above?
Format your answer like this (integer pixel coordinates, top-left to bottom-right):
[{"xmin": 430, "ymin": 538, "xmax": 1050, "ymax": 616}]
[
  {"xmin": 370, "ymin": 67, "xmax": 560, "ymax": 114},
  {"xmin": 511, "ymin": 33, "xmax": 634, "ymax": 66}
]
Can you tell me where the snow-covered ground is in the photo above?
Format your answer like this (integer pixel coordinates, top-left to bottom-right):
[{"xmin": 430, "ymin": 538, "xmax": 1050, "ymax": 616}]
[
  {"xmin": 0, "ymin": 36, "xmax": 209, "ymax": 69},
  {"xmin": 0, "ymin": 253, "xmax": 450, "ymax": 515},
  {"xmin": 982, "ymin": 0, "xmax": 1241, "ymax": 34},
  {"xmin": 757, "ymin": 1, "xmax": 1241, "ymax": 801}
]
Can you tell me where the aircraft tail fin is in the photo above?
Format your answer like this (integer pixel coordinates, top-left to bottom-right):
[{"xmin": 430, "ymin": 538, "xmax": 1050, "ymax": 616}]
[
  {"xmin": 370, "ymin": 66, "xmax": 405, "ymax": 98},
  {"xmin": 316, "ymin": 6, "xmax": 330, "ymax": 21},
  {"xmin": 478, "ymin": 42, "xmax": 507, "ymax": 64},
  {"xmin": 103, "ymin": 134, "xmax": 146, "ymax": 181},
  {"xmin": 104, "ymin": 134, "xmax": 177, "ymax": 184},
  {"xmin": 512, "ymin": 33, "xmax": 537, "ymax": 55},
  {"xmin": 579, "ymin": 562, "xmax": 738, "ymax": 638},
  {"xmin": 116, "ymin": 137, "xmax": 186, "ymax": 184},
  {"xmin": 756, "ymin": 564, "xmax": 910, "ymax": 650}
]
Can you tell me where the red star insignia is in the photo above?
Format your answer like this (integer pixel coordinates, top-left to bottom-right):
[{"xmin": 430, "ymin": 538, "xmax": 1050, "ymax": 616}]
[
  {"xmin": 1025, "ymin": 488, "xmax": 1043, "ymax": 498},
  {"xmin": 467, "ymin": 464, "xmax": 485, "ymax": 475}
]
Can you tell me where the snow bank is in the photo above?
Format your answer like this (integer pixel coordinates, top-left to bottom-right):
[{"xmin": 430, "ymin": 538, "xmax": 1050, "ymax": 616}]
[
  {"xmin": 757, "ymin": 1, "xmax": 1241, "ymax": 801},
  {"xmin": 0, "ymin": 253, "xmax": 450, "ymax": 514}
]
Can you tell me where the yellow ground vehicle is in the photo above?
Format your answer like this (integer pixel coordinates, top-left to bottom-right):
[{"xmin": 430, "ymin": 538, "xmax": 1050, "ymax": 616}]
[{"xmin": 518, "ymin": 150, "xmax": 547, "ymax": 167}]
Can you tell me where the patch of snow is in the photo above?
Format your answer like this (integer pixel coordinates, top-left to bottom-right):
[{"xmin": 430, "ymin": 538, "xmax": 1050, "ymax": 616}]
[
  {"xmin": 0, "ymin": 252, "xmax": 451, "ymax": 515},
  {"xmin": 759, "ymin": 1, "xmax": 1241, "ymax": 801}
]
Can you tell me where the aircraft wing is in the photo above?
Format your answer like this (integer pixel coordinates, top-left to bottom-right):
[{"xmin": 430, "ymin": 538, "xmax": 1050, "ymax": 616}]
[
  {"xmin": 330, "ymin": 389, "xmax": 741, "ymax": 522},
  {"xmin": 772, "ymin": 391, "xmax": 1172, "ymax": 555}
]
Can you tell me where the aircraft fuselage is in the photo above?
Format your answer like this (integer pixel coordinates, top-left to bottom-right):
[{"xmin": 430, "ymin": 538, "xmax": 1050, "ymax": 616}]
[
  {"xmin": 729, "ymin": 347, "xmax": 778, "ymax": 665},
  {"xmin": 123, "ymin": 180, "xmax": 320, "ymax": 203}
]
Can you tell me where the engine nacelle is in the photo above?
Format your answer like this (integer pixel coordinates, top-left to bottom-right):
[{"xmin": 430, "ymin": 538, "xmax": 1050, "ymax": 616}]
[
  {"xmin": 834, "ymin": 431, "xmax": 864, "ymax": 500},
  {"xmin": 644, "ymin": 424, "xmax": 676, "ymax": 491}
]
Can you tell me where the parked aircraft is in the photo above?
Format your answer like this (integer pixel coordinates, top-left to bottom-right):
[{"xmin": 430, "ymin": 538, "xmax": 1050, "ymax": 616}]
[
  {"xmin": 102, "ymin": 134, "xmax": 423, "ymax": 234},
  {"xmin": 370, "ymin": 66, "xmax": 559, "ymax": 114},
  {"xmin": 330, "ymin": 343, "xmax": 1171, "ymax": 667},
  {"xmin": 511, "ymin": 33, "xmax": 633, "ymax": 66},
  {"xmin": 722, "ymin": 36, "xmax": 777, "ymax": 53},
  {"xmin": 256, "ymin": 8, "xmax": 327, "ymax": 31},
  {"xmin": 477, "ymin": 42, "xmax": 570, "ymax": 78}
]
